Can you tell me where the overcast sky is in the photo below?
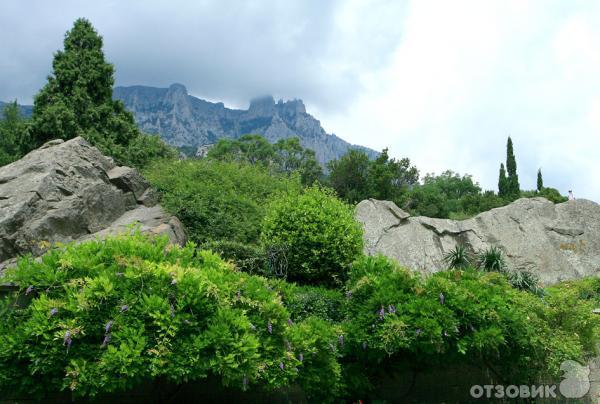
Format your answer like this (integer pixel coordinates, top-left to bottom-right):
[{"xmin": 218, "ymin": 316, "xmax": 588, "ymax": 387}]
[{"xmin": 2, "ymin": 0, "xmax": 599, "ymax": 201}]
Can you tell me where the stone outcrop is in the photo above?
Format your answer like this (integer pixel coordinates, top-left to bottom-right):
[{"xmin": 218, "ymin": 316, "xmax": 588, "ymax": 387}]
[
  {"xmin": 0, "ymin": 137, "xmax": 186, "ymax": 270},
  {"xmin": 356, "ymin": 197, "xmax": 600, "ymax": 284}
]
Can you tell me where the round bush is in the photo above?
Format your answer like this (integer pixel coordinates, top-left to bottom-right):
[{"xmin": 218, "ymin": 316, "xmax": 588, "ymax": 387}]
[{"xmin": 261, "ymin": 186, "xmax": 363, "ymax": 286}]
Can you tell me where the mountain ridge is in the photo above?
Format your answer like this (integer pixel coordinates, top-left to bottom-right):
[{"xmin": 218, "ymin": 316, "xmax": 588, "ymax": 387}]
[{"xmin": 113, "ymin": 83, "xmax": 378, "ymax": 164}]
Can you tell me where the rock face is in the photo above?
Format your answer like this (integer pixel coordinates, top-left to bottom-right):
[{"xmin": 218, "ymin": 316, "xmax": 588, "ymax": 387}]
[
  {"xmin": 356, "ymin": 197, "xmax": 600, "ymax": 284},
  {"xmin": 0, "ymin": 137, "xmax": 186, "ymax": 269},
  {"xmin": 113, "ymin": 84, "xmax": 378, "ymax": 165}
]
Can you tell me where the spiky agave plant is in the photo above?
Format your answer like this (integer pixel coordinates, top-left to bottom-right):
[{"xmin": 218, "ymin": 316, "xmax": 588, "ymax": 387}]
[
  {"xmin": 443, "ymin": 244, "xmax": 471, "ymax": 269},
  {"xmin": 507, "ymin": 270, "xmax": 544, "ymax": 296},
  {"xmin": 477, "ymin": 246, "xmax": 507, "ymax": 273}
]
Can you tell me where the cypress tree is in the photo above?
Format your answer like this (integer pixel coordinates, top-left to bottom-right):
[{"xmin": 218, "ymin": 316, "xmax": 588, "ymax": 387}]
[
  {"xmin": 537, "ymin": 169, "xmax": 544, "ymax": 192},
  {"xmin": 498, "ymin": 163, "xmax": 508, "ymax": 197},
  {"xmin": 505, "ymin": 137, "xmax": 520, "ymax": 197}
]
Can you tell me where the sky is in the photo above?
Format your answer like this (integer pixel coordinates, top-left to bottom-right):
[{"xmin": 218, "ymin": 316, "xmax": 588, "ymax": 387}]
[{"xmin": 1, "ymin": 0, "xmax": 599, "ymax": 201}]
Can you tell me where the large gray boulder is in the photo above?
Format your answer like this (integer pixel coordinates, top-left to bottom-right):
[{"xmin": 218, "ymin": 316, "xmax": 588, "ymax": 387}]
[
  {"xmin": 356, "ymin": 197, "xmax": 600, "ymax": 285},
  {"xmin": 0, "ymin": 137, "xmax": 186, "ymax": 270}
]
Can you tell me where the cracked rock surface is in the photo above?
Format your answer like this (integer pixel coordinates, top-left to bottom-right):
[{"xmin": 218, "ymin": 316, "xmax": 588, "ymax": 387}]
[
  {"xmin": 0, "ymin": 137, "xmax": 186, "ymax": 270},
  {"xmin": 356, "ymin": 197, "xmax": 600, "ymax": 285}
]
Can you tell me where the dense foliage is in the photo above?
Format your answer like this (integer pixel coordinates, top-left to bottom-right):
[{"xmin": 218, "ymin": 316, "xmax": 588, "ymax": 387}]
[
  {"xmin": 261, "ymin": 186, "xmax": 363, "ymax": 286},
  {"xmin": 400, "ymin": 171, "xmax": 506, "ymax": 219},
  {"xmin": 0, "ymin": 233, "xmax": 342, "ymax": 400},
  {"xmin": 327, "ymin": 148, "xmax": 419, "ymax": 204},
  {"xmin": 207, "ymin": 135, "xmax": 322, "ymax": 186},
  {"xmin": 144, "ymin": 158, "xmax": 302, "ymax": 245},
  {"xmin": 1, "ymin": 234, "xmax": 598, "ymax": 401},
  {"xmin": 29, "ymin": 18, "xmax": 174, "ymax": 167},
  {"xmin": 342, "ymin": 255, "xmax": 599, "ymax": 396},
  {"xmin": 0, "ymin": 101, "xmax": 31, "ymax": 166}
]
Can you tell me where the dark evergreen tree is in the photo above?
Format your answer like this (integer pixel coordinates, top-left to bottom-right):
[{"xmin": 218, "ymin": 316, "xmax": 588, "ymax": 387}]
[
  {"xmin": 537, "ymin": 168, "xmax": 544, "ymax": 192},
  {"xmin": 505, "ymin": 137, "xmax": 520, "ymax": 197},
  {"xmin": 30, "ymin": 18, "xmax": 174, "ymax": 166},
  {"xmin": 0, "ymin": 101, "xmax": 30, "ymax": 166},
  {"xmin": 498, "ymin": 163, "xmax": 508, "ymax": 197}
]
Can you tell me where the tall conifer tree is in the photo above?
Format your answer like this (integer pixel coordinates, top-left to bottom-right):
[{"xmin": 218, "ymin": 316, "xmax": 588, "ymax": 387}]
[
  {"xmin": 498, "ymin": 163, "xmax": 508, "ymax": 197},
  {"xmin": 505, "ymin": 137, "xmax": 520, "ymax": 197},
  {"xmin": 537, "ymin": 169, "xmax": 544, "ymax": 192}
]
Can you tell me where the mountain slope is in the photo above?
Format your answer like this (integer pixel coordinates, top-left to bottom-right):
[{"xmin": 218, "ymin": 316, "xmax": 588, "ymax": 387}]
[{"xmin": 113, "ymin": 83, "xmax": 377, "ymax": 164}]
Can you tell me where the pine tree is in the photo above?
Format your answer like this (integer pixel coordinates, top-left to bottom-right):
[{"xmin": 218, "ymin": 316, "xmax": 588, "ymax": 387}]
[
  {"xmin": 505, "ymin": 137, "xmax": 520, "ymax": 197},
  {"xmin": 537, "ymin": 169, "xmax": 544, "ymax": 192},
  {"xmin": 30, "ymin": 19, "xmax": 143, "ymax": 160},
  {"xmin": 498, "ymin": 163, "xmax": 508, "ymax": 197}
]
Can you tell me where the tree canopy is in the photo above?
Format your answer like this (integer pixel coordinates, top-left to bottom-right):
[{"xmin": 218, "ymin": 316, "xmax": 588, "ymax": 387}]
[{"xmin": 29, "ymin": 18, "xmax": 173, "ymax": 167}]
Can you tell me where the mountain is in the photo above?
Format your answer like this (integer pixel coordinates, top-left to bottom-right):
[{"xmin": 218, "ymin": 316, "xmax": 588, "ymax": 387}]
[
  {"xmin": 113, "ymin": 84, "xmax": 378, "ymax": 164},
  {"xmin": 0, "ymin": 101, "xmax": 32, "ymax": 118}
]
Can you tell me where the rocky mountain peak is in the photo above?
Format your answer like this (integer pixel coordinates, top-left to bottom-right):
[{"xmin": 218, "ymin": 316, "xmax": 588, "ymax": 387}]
[
  {"xmin": 248, "ymin": 95, "xmax": 276, "ymax": 116},
  {"xmin": 167, "ymin": 83, "xmax": 188, "ymax": 95},
  {"xmin": 278, "ymin": 98, "xmax": 306, "ymax": 116}
]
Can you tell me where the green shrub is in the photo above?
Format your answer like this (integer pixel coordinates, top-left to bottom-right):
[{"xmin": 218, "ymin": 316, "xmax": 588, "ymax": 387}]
[
  {"xmin": 342, "ymin": 255, "xmax": 599, "ymax": 395},
  {"xmin": 144, "ymin": 159, "xmax": 302, "ymax": 245},
  {"xmin": 201, "ymin": 240, "xmax": 268, "ymax": 276},
  {"xmin": 280, "ymin": 284, "xmax": 345, "ymax": 323},
  {"xmin": 261, "ymin": 185, "xmax": 363, "ymax": 286},
  {"xmin": 0, "ymin": 232, "xmax": 341, "ymax": 400}
]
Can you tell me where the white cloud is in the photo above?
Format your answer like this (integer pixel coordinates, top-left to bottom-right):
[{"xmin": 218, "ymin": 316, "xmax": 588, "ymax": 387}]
[{"xmin": 317, "ymin": 0, "xmax": 600, "ymax": 201}]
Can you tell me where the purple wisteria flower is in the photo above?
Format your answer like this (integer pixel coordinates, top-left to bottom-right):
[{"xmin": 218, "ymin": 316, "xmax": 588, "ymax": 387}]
[
  {"xmin": 299, "ymin": 353, "xmax": 304, "ymax": 363},
  {"xmin": 25, "ymin": 285, "xmax": 34, "ymax": 295},
  {"xmin": 415, "ymin": 328, "xmax": 422, "ymax": 336},
  {"xmin": 388, "ymin": 304, "xmax": 396, "ymax": 314},
  {"xmin": 267, "ymin": 321, "xmax": 272, "ymax": 334},
  {"xmin": 338, "ymin": 335, "xmax": 344, "ymax": 348},
  {"xmin": 285, "ymin": 340, "xmax": 292, "ymax": 351},
  {"xmin": 439, "ymin": 292, "xmax": 445, "ymax": 305},
  {"xmin": 120, "ymin": 304, "xmax": 129, "ymax": 312},
  {"xmin": 105, "ymin": 320, "xmax": 113, "ymax": 334},
  {"xmin": 100, "ymin": 334, "xmax": 111, "ymax": 348},
  {"xmin": 345, "ymin": 291, "xmax": 353, "ymax": 299},
  {"xmin": 242, "ymin": 375, "xmax": 249, "ymax": 389},
  {"xmin": 170, "ymin": 304, "xmax": 175, "ymax": 318},
  {"xmin": 279, "ymin": 361, "xmax": 284, "ymax": 371},
  {"xmin": 64, "ymin": 330, "xmax": 72, "ymax": 349},
  {"xmin": 287, "ymin": 318, "xmax": 293, "ymax": 326},
  {"xmin": 362, "ymin": 341, "xmax": 368, "ymax": 350},
  {"xmin": 236, "ymin": 290, "xmax": 241, "ymax": 301},
  {"xmin": 378, "ymin": 306, "xmax": 385, "ymax": 320},
  {"xmin": 50, "ymin": 308, "xmax": 58, "ymax": 316}
]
